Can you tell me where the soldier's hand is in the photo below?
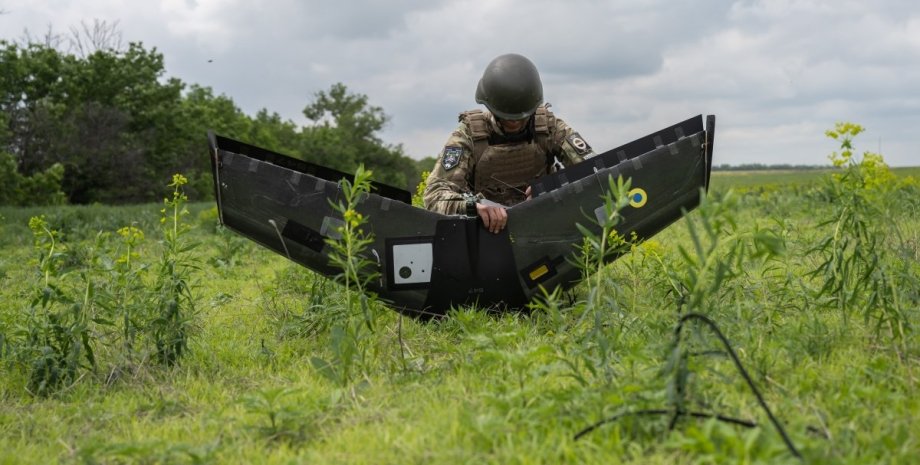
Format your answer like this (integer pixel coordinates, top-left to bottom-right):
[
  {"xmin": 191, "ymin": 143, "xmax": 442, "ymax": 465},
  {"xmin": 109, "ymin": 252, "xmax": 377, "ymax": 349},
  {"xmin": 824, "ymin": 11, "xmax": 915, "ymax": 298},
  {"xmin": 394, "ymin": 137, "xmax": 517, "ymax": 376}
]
[
  {"xmin": 476, "ymin": 203, "xmax": 507, "ymax": 234},
  {"xmin": 524, "ymin": 185, "xmax": 532, "ymax": 200}
]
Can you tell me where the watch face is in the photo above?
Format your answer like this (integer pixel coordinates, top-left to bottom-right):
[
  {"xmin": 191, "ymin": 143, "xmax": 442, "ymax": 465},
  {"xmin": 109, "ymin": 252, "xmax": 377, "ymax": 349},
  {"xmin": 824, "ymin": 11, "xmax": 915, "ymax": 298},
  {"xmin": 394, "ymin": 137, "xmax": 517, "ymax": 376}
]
[{"xmin": 466, "ymin": 199, "xmax": 478, "ymax": 216}]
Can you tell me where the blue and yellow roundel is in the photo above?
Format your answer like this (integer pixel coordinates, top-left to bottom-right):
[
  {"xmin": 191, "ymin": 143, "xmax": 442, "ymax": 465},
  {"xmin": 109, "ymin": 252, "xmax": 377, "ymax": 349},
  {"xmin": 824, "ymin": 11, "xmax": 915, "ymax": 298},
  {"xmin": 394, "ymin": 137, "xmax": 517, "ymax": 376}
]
[{"xmin": 628, "ymin": 188, "xmax": 648, "ymax": 208}]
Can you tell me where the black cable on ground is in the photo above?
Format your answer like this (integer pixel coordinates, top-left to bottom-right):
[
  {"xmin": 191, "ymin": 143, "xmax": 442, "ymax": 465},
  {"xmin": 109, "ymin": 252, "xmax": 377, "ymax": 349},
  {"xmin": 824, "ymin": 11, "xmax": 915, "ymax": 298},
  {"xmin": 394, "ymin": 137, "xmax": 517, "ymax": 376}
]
[
  {"xmin": 573, "ymin": 408, "xmax": 757, "ymax": 440},
  {"xmin": 574, "ymin": 312, "xmax": 802, "ymax": 460},
  {"xmin": 675, "ymin": 313, "xmax": 801, "ymax": 458}
]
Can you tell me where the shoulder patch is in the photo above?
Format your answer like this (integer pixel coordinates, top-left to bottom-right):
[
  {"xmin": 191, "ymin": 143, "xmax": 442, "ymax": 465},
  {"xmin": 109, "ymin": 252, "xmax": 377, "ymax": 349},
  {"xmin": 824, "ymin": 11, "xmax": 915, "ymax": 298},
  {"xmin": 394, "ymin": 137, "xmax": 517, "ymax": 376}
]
[
  {"xmin": 565, "ymin": 133, "xmax": 592, "ymax": 156},
  {"xmin": 441, "ymin": 146, "xmax": 463, "ymax": 171}
]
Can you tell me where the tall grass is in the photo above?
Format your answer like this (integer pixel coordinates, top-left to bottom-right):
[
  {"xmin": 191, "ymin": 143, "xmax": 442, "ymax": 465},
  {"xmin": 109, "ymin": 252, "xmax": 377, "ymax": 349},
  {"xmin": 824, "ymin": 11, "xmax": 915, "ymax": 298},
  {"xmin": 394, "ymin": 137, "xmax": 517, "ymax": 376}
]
[{"xmin": 4, "ymin": 174, "xmax": 202, "ymax": 396}]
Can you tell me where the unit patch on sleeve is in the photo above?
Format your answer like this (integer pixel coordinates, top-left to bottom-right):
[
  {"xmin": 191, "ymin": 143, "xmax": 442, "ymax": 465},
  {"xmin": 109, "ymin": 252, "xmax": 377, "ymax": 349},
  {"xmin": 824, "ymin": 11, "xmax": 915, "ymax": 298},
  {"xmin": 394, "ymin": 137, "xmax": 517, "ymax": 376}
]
[
  {"xmin": 441, "ymin": 146, "xmax": 463, "ymax": 171},
  {"xmin": 565, "ymin": 133, "xmax": 592, "ymax": 156}
]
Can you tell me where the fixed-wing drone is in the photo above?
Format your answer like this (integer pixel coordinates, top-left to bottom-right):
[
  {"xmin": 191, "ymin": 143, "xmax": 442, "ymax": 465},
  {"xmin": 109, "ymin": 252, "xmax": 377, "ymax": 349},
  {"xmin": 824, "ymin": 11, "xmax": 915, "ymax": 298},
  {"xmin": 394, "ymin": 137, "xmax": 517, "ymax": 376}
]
[{"xmin": 208, "ymin": 115, "xmax": 715, "ymax": 318}]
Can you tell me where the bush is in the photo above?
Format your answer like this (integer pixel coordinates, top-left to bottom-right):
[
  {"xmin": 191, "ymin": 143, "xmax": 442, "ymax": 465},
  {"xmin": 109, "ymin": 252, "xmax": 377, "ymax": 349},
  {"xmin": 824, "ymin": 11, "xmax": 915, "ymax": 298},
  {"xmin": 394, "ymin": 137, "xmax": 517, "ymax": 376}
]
[{"xmin": 0, "ymin": 152, "xmax": 67, "ymax": 206}]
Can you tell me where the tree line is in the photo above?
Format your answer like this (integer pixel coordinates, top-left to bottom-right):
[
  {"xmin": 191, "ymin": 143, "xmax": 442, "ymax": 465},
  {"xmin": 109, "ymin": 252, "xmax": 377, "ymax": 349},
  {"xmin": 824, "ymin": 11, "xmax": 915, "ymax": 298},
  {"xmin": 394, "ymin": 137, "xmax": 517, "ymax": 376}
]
[{"xmin": 0, "ymin": 35, "xmax": 431, "ymax": 206}]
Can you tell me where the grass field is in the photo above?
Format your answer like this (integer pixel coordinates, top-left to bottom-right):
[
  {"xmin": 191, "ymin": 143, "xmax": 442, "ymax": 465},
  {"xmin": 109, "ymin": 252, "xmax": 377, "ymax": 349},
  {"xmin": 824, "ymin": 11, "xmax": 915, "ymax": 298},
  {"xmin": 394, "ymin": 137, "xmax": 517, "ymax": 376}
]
[
  {"xmin": 1, "ymin": 166, "xmax": 918, "ymax": 464},
  {"xmin": 710, "ymin": 166, "xmax": 920, "ymax": 190}
]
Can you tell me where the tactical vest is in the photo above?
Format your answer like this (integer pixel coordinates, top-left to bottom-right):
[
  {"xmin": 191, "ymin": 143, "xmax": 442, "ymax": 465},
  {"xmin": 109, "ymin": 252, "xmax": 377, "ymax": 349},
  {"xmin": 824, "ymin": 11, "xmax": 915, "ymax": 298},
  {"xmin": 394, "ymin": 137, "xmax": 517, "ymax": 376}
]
[{"xmin": 462, "ymin": 106, "xmax": 557, "ymax": 206}]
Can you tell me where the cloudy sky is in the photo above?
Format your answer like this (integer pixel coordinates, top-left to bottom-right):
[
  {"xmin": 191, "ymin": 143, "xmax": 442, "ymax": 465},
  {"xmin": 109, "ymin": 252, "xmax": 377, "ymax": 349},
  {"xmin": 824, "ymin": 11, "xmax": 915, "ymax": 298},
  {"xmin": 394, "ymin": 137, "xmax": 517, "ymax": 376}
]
[{"xmin": 2, "ymin": 0, "xmax": 918, "ymax": 166}]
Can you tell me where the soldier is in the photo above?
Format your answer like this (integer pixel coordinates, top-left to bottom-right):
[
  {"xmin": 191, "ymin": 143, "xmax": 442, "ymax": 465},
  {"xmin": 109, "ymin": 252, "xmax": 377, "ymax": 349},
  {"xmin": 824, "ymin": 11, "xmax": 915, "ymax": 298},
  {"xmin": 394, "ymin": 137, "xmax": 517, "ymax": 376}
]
[{"xmin": 423, "ymin": 53, "xmax": 594, "ymax": 234}]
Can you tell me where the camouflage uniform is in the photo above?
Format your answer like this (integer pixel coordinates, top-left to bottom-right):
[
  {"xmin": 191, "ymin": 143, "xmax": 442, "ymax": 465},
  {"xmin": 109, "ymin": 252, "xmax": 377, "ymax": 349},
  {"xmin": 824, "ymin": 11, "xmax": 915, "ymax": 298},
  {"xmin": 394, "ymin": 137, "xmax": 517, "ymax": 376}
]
[{"xmin": 423, "ymin": 104, "xmax": 594, "ymax": 215}]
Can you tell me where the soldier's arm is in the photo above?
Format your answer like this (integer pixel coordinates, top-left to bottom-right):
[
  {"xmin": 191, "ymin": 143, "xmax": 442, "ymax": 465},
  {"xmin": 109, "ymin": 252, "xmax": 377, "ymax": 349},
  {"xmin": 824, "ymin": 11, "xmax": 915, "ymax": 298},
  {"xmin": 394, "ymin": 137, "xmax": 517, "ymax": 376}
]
[
  {"xmin": 552, "ymin": 116, "xmax": 595, "ymax": 167},
  {"xmin": 423, "ymin": 122, "xmax": 476, "ymax": 215}
]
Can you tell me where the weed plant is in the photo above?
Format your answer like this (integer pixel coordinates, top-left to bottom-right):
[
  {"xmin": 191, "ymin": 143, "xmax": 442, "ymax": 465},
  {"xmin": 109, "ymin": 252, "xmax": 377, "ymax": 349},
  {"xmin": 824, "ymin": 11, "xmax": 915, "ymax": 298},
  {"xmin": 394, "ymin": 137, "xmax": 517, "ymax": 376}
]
[
  {"xmin": 149, "ymin": 174, "xmax": 198, "ymax": 366},
  {"xmin": 4, "ymin": 174, "xmax": 201, "ymax": 396},
  {"xmin": 16, "ymin": 216, "xmax": 97, "ymax": 395},
  {"xmin": 240, "ymin": 387, "xmax": 311, "ymax": 443},
  {"xmin": 310, "ymin": 165, "xmax": 385, "ymax": 392},
  {"xmin": 811, "ymin": 123, "xmax": 917, "ymax": 343},
  {"xmin": 569, "ymin": 176, "xmax": 633, "ymax": 385}
]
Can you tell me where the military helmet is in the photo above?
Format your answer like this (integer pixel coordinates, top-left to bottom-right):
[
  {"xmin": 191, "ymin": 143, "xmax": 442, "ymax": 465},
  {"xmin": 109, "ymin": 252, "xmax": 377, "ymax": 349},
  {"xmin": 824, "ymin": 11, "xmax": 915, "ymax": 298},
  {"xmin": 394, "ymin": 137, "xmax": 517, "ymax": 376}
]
[{"xmin": 475, "ymin": 53, "xmax": 544, "ymax": 120}]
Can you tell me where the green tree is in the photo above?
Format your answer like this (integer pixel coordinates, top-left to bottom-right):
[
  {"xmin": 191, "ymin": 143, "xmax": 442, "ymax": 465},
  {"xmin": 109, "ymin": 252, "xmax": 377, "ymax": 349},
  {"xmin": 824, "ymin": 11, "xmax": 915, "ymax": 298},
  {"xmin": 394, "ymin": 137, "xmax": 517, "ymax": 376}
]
[
  {"xmin": 0, "ymin": 151, "xmax": 65, "ymax": 205},
  {"xmin": 301, "ymin": 83, "xmax": 416, "ymax": 190},
  {"xmin": 1, "ymin": 38, "xmax": 422, "ymax": 205},
  {"xmin": 0, "ymin": 42, "xmax": 70, "ymax": 175},
  {"xmin": 0, "ymin": 40, "xmax": 186, "ymax": 203}
]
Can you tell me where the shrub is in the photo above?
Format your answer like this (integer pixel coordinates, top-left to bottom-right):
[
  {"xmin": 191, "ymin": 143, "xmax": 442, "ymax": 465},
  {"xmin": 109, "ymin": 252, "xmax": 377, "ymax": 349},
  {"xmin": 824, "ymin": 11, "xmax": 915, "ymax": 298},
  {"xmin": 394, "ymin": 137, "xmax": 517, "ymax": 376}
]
[{"xmin": 0, "ymin": 152, "xmax": 67, "ymax": 206}]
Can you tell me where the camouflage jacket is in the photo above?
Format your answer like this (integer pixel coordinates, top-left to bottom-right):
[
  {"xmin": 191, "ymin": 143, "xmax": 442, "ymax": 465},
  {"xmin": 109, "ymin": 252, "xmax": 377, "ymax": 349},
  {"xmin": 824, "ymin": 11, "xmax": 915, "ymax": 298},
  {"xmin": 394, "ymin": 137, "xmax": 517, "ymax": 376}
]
[{"xmin": 423, "ymin": 105, "xmax": 593, "ymax": 214}]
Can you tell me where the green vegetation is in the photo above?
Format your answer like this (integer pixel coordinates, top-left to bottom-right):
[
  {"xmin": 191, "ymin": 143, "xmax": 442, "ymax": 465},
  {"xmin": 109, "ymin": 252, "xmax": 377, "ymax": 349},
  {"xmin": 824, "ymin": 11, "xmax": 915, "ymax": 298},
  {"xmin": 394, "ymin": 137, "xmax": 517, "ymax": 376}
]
[
  {"xmin": 0, "ymin": 35, "xmax": 428, "ymax": 206},
  {"xmin": 710, "ymin": 169, "xmax": 834, "ymax": 190},
  {"xmin": 309, "ymin": 166, "xmax": 385, "ymax": 390},
  {"xmin": 0, "ymin": 123, "xmax": 918, "ymax": 463}
]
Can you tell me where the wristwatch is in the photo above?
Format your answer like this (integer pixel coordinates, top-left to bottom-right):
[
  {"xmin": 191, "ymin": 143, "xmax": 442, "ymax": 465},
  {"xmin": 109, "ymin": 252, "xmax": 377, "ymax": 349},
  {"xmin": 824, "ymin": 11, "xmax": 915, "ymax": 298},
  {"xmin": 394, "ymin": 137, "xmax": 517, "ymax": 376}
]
[{"xmin": 464, "ymin": 194, "xmax": 478, "ymax": 217}]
